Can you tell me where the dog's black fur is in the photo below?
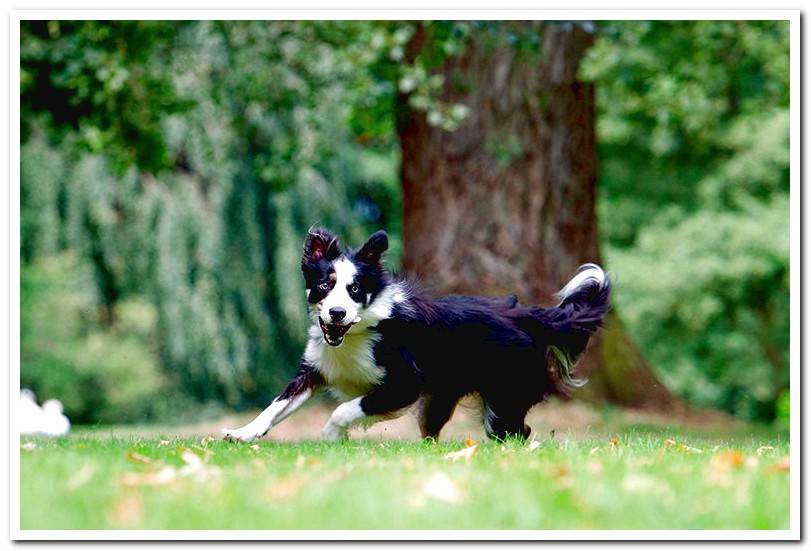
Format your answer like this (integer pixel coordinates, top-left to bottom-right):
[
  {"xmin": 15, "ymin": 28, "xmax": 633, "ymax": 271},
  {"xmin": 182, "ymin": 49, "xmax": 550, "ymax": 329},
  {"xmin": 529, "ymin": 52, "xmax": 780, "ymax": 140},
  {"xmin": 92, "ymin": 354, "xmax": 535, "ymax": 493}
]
[{"xmin": 223, "ymin": 228, "xmax": 611, "ymax": 442}]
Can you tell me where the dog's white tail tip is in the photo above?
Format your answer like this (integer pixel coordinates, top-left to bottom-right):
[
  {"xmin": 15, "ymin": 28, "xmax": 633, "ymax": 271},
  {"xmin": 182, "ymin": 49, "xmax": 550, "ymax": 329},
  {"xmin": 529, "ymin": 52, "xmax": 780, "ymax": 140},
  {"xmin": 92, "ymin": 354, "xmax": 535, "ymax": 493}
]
[{"xmin": 554, "ymin": 263, "xmax": 606, "ymax": 301}]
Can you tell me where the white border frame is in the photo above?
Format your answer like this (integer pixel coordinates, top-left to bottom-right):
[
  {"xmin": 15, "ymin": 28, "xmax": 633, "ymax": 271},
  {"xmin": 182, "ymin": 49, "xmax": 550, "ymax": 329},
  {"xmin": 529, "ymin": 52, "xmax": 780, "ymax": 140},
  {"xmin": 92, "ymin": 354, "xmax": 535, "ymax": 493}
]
[{"xmin": 8, "ymin": 9, "xmax": 800, "ymax": 541}]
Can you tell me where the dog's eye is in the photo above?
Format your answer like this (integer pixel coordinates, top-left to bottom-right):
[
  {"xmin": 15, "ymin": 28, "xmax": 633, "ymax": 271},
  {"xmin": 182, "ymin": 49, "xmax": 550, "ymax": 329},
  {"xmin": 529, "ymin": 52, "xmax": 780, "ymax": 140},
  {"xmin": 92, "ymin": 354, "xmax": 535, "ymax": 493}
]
[
  {"xmin": 349, "ymin": 284, "xmax": 359, "ymax": 294},
  {"xmin": 318, "ymin": 282, "xmax": 330, "ymax": 291}
]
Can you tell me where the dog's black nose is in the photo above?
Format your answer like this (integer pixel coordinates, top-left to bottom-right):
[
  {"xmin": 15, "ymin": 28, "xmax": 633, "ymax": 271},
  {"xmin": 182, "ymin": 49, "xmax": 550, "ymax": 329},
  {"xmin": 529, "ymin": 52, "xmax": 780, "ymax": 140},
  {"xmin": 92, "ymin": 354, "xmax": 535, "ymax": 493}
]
[{"xmin": 329, "ymin": 307, "xmax": 346, "ymax": 322}]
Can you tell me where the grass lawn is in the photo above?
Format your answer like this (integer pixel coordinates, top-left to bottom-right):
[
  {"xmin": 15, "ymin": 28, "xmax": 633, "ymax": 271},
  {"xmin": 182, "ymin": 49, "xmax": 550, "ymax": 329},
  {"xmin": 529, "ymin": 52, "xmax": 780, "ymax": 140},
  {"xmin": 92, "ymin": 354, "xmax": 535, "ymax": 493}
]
[{"xmin": 20, "ymin": 423, "xmax": 790, "ymax": 531}]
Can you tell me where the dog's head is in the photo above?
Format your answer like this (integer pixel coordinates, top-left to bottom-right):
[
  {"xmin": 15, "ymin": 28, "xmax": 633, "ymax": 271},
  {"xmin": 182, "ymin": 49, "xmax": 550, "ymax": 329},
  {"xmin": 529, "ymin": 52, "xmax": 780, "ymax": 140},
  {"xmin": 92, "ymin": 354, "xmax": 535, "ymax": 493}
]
[{"xmin": 302, "ymin": 228, "xmax": 389, "ymax": 346}]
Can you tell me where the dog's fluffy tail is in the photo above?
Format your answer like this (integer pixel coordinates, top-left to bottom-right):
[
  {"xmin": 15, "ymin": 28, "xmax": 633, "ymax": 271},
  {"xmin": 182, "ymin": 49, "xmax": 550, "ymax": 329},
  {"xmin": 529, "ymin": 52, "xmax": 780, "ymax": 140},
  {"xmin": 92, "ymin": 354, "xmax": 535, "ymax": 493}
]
[{"xmin": 525, "ymin": 264, "xmax": 612, "ymax": 393}]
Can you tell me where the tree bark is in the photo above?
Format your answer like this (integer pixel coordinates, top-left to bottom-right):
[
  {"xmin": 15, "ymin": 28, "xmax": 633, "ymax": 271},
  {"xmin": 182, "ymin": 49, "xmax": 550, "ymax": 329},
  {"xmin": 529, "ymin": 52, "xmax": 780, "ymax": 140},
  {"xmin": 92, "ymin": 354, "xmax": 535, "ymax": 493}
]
[{"xmin": 397, "ymin": 22, "xmax": 678, "ymax": 410}]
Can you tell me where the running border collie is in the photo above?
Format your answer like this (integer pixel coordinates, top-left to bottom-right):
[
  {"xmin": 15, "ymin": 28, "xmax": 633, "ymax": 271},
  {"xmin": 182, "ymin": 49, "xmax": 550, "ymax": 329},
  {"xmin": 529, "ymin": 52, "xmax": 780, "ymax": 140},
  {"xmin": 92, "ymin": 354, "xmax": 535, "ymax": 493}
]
[{"xmin": 222, "ymin": 228, "xmax": 611, "ymax": 442}]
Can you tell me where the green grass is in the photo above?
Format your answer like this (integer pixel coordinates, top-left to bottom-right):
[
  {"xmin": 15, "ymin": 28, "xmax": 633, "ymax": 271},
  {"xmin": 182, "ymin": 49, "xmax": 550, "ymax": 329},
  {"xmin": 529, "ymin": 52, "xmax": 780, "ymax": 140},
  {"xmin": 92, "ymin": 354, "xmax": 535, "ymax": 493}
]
[{"xmin": 20, "ymin": 428, "xmax": 789, "ymax": 531}]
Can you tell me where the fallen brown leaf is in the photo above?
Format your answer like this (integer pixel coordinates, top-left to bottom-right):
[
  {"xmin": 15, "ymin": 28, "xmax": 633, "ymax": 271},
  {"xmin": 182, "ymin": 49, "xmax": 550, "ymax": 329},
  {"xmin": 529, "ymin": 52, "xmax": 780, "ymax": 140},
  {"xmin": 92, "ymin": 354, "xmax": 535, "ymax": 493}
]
[
  {"xmin": 108, "ymin": 494, "xmax": 144, "ymax": 527},
  {"xmin": 664, "ymin": 438, "xmax": 703, "ymax": 454},
  {"xmin": 179, "ymin": 449, "xmax": 220, "ymax": 481},
  {"xmin": 423, "ymin": 473, "xmax": 464, "ymax": 504},
  {"xmin": 66, "ymin": 462, "xmax": 97, "ymax": 491},
  {"xmin": 266, "ymin": 474, "xmax": 306, "ymax": 500},
  {"xmin": 119, "ymin": 466, "xmax": 177, "ymax": 487},
  {"xmin": 711, "ymin": 450, "xmax": 744, "ymax": 470},
  {"xmin": 180, "ymin": 449, "xmax": 203, "ymax": 468},
  {"xmin": 586, "ymin": 459, "xmax": 603, "ymax": 474},
  {"xmin": 126, "ymin": 451, "xmax": 153, "ymax": 465},
  {"xmin": 444, "ymin": 442, "xmax": 478, "ymax": 463},
  {"xmin": 766, "ymin": 456, "xmax": 790, "ymax": 473}
]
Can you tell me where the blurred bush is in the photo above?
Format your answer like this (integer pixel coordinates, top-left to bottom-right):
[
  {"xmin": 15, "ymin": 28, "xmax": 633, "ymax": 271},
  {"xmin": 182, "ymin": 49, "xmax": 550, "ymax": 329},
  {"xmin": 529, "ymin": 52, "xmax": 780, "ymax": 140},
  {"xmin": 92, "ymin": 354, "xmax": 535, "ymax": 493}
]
[
  {"xmin": 583, "ymin": 21, "xmax": 789, "ymax": 421},
  {"xmin": 21, "ymin": 253, "xmax": 164, "ymax": 423}
]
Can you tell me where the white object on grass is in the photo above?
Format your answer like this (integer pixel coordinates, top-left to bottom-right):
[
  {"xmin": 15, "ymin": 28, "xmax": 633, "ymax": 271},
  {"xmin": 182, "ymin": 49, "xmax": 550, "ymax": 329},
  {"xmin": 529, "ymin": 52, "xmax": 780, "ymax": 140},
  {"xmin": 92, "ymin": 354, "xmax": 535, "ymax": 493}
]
[{"xmin": 19, "ymin": 389, "xmax": 71, "ymax": 437}]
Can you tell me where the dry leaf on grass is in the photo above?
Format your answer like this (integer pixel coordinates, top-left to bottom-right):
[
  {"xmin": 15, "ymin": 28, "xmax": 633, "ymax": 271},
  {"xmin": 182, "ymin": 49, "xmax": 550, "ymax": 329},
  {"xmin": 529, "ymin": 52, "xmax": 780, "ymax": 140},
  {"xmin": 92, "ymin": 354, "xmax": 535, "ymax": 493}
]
[
  {"xmin": 126, "ymin": 451, "xmax": 153, "ymax": 465},
  {"xmin": 423, "ymin": 473, "xmax": 464, "ymax": 504},
  {"xmin": 610, "ymin": 436, "xmax": 620, "ymax": 450},
  {"xmin": 266, "ymin": 474, "xmax": 306, "ymax": 500},
  {"xmin": 766, "ymin": 456, "xmax": 789, "ymax": 473},
  {"xmin": 179, "ymin": 449, "xmax": 221, "ymax": 481},
  {"xmin": 711, "ymin": 450, "xmax": 744, "ymax": 470},
  {"xmin": 705, "ymin": 450, "xmax": 745, "ymax": 487},
  {"xmin": 107, "ymin": 494, "xmax": 144, "ymax": 527},
  {"xmin": 586, "ymin": 459, "xmax": 603, "ymax": 474},
  {"xmin": 119, "ymin": 466, "xmax": 178, "ymax": 487},
  {"xmin": 66, "ymin": 462, "xmax": 97, "ymax": 491},
  {"xmin": 119, "ymin": 449, "xmax": 220, "ymax": 487},
  {"xmin": 180, "ymin": 449, "xmax": 203, "ymax": 468},
  {"xmin": 664, "ymin": 438, "xmax": 703, "ymax": 454},
  {"xmin": 21, "ymin": 442, "xmax": 36, "ymax": 451},
  {"xmin": 444, "ymin": 442, "xmax": 478, "ymax": 463},
  {"xmin": 623, "ymin": 474, "xmax": 673, "ymax": 503}
]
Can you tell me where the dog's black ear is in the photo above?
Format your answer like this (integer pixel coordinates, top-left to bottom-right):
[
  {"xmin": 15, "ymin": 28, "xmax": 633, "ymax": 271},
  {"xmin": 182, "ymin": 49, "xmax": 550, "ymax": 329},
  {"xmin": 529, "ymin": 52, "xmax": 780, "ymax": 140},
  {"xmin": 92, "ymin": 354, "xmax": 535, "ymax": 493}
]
[
  {"xmin": 356, "ymin": 230, "xmax": 389, "ymax": 265},
  {"xmin": 303, "ymin": 228, "xmax": 340, "ymax": 264}
]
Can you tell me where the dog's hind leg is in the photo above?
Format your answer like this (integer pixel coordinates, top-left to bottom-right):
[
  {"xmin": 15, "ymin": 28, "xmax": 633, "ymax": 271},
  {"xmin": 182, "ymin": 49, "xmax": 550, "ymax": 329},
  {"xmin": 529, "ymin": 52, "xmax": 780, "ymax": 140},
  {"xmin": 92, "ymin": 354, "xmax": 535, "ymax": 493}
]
[
  {"xmin": 483, "ymin": 401, "xmax": 531, "ymax": 442},
  {"xmin": 417, "ymin": 394, "xmax": 459, "ymax": 441}
]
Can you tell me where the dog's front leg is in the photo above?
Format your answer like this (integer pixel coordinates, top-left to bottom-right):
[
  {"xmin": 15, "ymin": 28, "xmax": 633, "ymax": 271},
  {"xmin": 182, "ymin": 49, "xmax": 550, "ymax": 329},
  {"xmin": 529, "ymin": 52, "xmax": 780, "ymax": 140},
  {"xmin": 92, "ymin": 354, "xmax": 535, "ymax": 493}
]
[
  {"xmin": 321, "ymin": 369, "xmax": 422, "ymax": 441},
  {"xmin": 222, "ymin": 360, "xmax": 323, "ymax": 443},
  {"xmin": 321, "ymin": 397, "xmax": 367, "ymax": 441}
]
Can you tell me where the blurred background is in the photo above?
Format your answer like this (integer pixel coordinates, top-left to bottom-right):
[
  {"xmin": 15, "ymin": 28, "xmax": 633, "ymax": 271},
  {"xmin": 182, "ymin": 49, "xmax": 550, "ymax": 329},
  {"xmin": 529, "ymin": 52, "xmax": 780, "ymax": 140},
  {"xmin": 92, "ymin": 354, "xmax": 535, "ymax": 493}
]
[{"xmin": 19, "ymin": 20, "xmax": 789, "ymax": 429}]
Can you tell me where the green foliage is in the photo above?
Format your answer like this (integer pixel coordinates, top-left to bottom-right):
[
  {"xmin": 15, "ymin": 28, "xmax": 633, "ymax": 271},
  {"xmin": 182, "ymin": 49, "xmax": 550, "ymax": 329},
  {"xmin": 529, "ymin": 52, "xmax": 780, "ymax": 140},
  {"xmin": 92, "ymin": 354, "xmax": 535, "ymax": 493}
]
[
  {"xmin": 608, "ymin": 196, "xmax": 788, "ymax": 420},
  {"xmin": 583, "ymin": 21, "xmax": 790, "ymax": 421},
  {"xmin": 21, "ymin": 21, "xmax": 191, "ymax": 173},
  {"xmin": 20, "ymin": 254, "xmax": 164, "ymax": 423},
  {"xmin": 582, "ymin": 20, "xmax": 789, "ymax": 245},
  {"xmin": 20, "ymin": 21, "xmax": 401, "ymax": 421}
]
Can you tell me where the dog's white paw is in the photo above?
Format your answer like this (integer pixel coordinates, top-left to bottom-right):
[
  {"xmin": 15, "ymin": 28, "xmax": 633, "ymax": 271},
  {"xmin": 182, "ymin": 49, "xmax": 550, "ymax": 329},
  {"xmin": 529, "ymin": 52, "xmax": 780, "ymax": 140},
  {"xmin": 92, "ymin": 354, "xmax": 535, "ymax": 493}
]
[
  {"xmin": 221, "ymin": 426, "xmax": 262, "ymax": 443},
  {"xmin": 320, "ymin": 423, "xmax": 348, "ymax": 441}
]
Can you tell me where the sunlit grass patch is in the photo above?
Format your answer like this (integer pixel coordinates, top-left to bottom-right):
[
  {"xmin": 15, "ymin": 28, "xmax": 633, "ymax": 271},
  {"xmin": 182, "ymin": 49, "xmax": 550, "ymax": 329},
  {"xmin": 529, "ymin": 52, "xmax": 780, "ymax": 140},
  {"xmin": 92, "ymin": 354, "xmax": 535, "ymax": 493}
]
[{"xmin": 20, "ymin": 429, "xmax": 789, "ymax": 530}]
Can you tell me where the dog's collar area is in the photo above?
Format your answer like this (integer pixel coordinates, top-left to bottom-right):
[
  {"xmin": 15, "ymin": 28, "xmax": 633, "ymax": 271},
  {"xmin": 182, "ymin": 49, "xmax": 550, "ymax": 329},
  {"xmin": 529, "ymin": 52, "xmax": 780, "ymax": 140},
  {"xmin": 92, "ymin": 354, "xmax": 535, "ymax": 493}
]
[{"xmin": 318, "ymin": 318, "xmax": 356, "ymax": 346}]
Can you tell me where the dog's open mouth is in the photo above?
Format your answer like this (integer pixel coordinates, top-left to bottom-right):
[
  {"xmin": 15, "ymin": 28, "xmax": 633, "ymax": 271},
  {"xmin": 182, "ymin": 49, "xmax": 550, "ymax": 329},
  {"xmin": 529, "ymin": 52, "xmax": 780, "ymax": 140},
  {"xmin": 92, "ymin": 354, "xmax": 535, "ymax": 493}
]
[{"xmin": 318, "ymin": 318, "xmax": 356, "ymax": 346}]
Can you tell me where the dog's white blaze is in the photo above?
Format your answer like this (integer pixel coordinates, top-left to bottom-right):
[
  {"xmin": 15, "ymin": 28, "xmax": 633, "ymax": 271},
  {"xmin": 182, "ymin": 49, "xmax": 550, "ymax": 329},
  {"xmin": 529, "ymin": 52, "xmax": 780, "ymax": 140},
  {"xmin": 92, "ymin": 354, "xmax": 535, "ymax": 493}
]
[
  {"xmin": 320, "ymin": 258, "xmax": 358, "ymax": 323},
  {"xmin": 321, "ymin": 397, "xmax": 365, "ymax": 440},
  {"xmin": 554, "ymin": 263, "xmax": 605, "ymax": 303},
  {"xmin": 305, "ymin": 281, "xmax": 409, "ymax": 399},
  {"xmin": 221, "ymin": 389, "xmax": 312, "ymax": 442}
]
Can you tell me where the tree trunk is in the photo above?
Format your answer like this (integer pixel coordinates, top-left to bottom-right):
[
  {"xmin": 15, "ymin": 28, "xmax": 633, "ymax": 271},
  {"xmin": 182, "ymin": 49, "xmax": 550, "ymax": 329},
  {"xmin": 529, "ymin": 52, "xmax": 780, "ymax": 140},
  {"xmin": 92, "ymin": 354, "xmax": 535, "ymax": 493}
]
[{"xmin": 397, "ymin": 22, "xmax": 678, "ymax": 410}]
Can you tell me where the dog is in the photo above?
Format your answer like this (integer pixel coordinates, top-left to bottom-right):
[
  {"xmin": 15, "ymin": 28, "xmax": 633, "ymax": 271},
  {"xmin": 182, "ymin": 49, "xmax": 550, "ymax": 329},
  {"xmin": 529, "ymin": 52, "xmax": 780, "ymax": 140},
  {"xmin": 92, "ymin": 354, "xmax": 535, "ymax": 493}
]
[{"xmin": 222, "ymin": 228, "xmax": 611, "ymax": 442}]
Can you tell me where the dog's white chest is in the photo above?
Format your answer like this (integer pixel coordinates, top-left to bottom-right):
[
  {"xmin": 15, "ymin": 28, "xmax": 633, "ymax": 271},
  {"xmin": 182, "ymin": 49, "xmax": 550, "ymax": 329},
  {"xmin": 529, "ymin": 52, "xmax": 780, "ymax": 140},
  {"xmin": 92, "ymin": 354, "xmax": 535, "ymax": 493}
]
[{"xmin": 304, "ymin": 327, "xmax": 384, "ymax": 399}]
